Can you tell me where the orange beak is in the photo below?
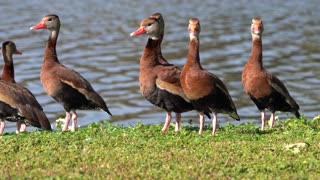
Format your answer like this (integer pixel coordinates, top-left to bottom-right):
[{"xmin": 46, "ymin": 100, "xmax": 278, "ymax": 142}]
[
  {"xmin": 253, "ymin": 24, "xmax": 261, "ymax": 34},
  {"xmin": 130, "ymin": 26, "xmax": 146, "ymax": 36},
  {"xmin": 189, "ymin": 25, "xmax": 197, "ymax": 34},
  {"xmin": 30, "ymin": 20, "xmax": 47, "ymax": 30}
]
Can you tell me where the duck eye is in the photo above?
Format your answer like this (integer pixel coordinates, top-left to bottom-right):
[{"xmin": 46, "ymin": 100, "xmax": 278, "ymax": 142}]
[
  {"xmin": 48, "ymin": 18, "xmax": 52, "ymax": 21},
  {"xmin": 147, "ymin": 23, "xmax": 152, "ymax": 26}
]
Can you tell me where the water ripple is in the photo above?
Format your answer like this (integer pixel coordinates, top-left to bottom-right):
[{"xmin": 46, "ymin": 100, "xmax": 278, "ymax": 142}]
[{"xmin": 0, "ymin": 0, "xmax": 319, "ymax": 132}]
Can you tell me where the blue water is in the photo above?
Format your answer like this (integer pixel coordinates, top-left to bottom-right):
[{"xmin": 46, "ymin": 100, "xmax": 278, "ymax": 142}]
[{"xmin": 0, "ymin": 0, "xmax": 319, "ymax": 133}]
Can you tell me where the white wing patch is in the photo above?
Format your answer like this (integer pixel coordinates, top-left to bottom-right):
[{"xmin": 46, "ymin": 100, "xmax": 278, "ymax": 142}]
[{"xmin": 156, "ymin": 79, "xmax": 190, "ymax": 102}]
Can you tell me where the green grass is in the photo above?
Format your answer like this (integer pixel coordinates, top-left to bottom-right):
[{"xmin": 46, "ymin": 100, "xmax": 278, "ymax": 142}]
[{"xmin": 0, "ymin": 116, "xmax": 319, "ymax": 179}]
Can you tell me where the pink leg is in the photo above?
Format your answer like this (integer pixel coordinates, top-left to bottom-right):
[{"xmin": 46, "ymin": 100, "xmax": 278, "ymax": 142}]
[
  {"xmin": 20, "ymin": 123, "xmax": 27, "ymax": 132},
  {"xmin": 71, "ymin": 111, "xmax": 78, "ymax": 132},
  {"xmin": 212, "ymin": 112, "xmax": 218, "ymax": 136},
  {"xmin": 261, "ymin": 110, "xmax": 266, "ymax": 131},
  {"xmin": 198, "ymin": 112, "xmax": 205, "ymax": 135},
  {"xmin": 175, "ymin": 113, "xmax": 181, "ymax": 132},
  {"xmin": 161, "ymin": 112, "xmax": 172, "ymax": 132},
  {"xmin": 62, "ymin": 112, "xmax": 71, "ymax": 131},
  {"xmin": 16, "ymin": 121, "xmax": 21, "ymax": 134},
  {"xmin": 269, "ymin": 112, "xmax": 275, "ymax": 128},
  {"xmin": 0, "ymin": 119, "xmax": 5, "ymax": 134}
]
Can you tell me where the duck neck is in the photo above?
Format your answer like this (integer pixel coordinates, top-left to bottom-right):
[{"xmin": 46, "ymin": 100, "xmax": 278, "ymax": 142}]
[
  {"xmin": 186, "ymin": 37, "xmax": 202, "ymax": 69},
  {"xmin": 248, "ymin": 35, "xmax": 263, "ymax": 69},
  {"xmin": 141, "ymin": 37, "xmax": 162, "ymax": 67},
  {"xmin": 1, "ymin": 52, "xmax": 15, "ymax": 83},
  {"xmin": 157, "ymin": 34, "xmax": 168, "ymax": 64},
  {"xmin": 44, "ymin": 29, "xmax": 60, "ymax": 64}
]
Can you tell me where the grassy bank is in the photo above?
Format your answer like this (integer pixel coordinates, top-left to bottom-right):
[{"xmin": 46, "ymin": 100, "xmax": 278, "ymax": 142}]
[{"xmin": 0, "ymin": 116, "xmax": 319, "ymax": 179}]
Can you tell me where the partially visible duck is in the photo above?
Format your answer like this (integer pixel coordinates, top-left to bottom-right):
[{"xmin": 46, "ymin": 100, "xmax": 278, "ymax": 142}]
[
  {"xmin": 30, "ymin": 14, "xmax": 112, "ymax": 132},
  {"xmin": 180, "ymin": 18, "xmax": 240, "ymax": 135},
  {"xmin": 130, "ymin": 15, "xmax": 197, "ymax": 132},
  {"xmin": 0, "ymin": 41, "xmax": 52, "ymax": 134},
  {"xmin": 242, "ymin": 18, "xmax": 300, "ymax": 130}
]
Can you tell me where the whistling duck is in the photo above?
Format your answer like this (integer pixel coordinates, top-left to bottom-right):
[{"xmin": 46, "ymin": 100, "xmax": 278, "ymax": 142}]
[
  {"xmin": 180, "ymin": 18, "xmax": 240, "ymax": 136},
  {"xmin": 242, "ymin": 18, "xmax": 300, "ymax": 130},
  {"xmin": 30, "ymin": 14, "xmax": 112, "ymax": 132},
  {"xmin": 0, "ymin": 41, "xmax": 52, "ymax": 134},
  {"xmin": 130, "ymin": 14, "xmax": 197, "ymax": 132}
]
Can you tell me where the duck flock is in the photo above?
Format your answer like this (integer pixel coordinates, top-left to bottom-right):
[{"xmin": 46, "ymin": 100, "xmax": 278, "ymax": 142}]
[{"xmin": 0, "ymin": 13, "xmax": 300, "ymax": 135}]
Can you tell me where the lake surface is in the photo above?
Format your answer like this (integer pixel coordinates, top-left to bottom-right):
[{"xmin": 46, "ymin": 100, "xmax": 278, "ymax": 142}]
[{"xmin": 0, "ymin": 0, "xmax": 319, "ymax": 132}]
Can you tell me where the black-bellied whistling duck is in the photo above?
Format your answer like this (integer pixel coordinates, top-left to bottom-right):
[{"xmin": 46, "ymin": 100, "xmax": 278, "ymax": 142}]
[
  {"xmin": 0, "ymin": 41, "xmax": 52, "ymax": 134},
  {"xmin": 130, "ymin": 15, "xmax": 198, "ymax": 132},
  {"xmin": 180, "ymin": 18, "xmax": 240, "ymax": 136},
  {"xmin": 30, "ymin": 14, "xmax": 112, "ymax": 132},
  {"xmin": 242, "ymin": 18, "xmax": 300, "ymax": 130}
]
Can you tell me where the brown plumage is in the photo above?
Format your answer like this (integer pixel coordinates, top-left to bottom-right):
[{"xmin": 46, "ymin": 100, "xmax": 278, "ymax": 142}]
[
  {"xmin": 30, "ymin": 14, "xmax": 112, "ymax": 132},
  {"xmin": 0, "ymin": 41, "xmax": 52, "ymax": 134},
  {"xmin": 130, "ymin": 14, "xmax": 204, "ymax": 132},
  {"xmin": 242, "ymin": 17, "xmax": 300, "ymax": 130},
  {"xmin": 180, "ymin": 18, "xmax": 240, "ymax": 136}
]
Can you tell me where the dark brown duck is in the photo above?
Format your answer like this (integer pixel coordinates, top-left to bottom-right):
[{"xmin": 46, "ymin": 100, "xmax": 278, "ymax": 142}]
[
  {"xmin": 30, "ymin": 14, "xmax": 112, "ymax": 132},
  {"xmin": 0, "ymin": 41, "xmax": 52, "ymax": 134}
]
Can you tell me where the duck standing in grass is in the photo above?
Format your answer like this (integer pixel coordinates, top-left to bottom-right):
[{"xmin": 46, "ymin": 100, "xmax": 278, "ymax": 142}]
[
  {"xmin": 242, "ymin": 18, "xmax": 300, "ymax": 130},
  {"xmin": 180, "ymin": 18, "xmax": 240, "ymax": 135},
  {"xmin": 0, "ymin": 41, "xmax": 52, "ymax": 134},
  {"xmin": 130, "ymin": 14, "xmax": 213, "ymax": 132},
  {"xmin": 30, "ymin": 14, "xmax": 112, "ymax": 132}
]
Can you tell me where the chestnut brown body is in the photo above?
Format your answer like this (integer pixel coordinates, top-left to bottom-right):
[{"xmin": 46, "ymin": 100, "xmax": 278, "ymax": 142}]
[
  {"xmin": 242, "ymin": 18, "xmax": 300, "ymax": 130},
  {"xmin": 181, "ymin": 18, "xmax": 240, "ymax": 135}
]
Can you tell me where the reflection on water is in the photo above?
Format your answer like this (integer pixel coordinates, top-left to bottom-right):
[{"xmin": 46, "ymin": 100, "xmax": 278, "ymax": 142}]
[{"xmin": 0, "ymin": 0, "xmax": 319, "ymax": 132}]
